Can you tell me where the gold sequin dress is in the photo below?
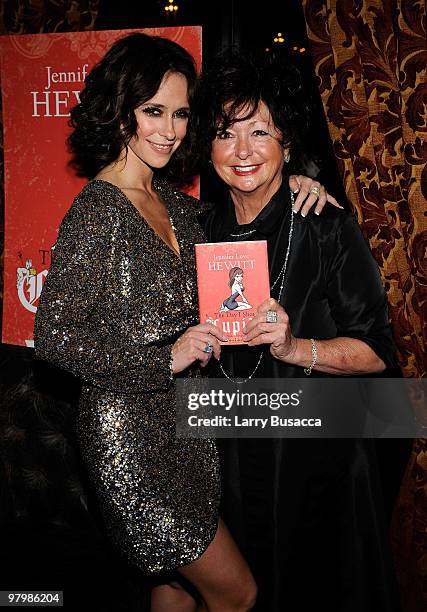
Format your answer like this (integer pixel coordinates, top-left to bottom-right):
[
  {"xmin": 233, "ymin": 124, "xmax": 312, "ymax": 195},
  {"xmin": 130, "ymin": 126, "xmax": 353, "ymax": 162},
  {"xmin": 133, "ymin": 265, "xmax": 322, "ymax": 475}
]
[{"xmin": 34, "ymin": 179, "xmax": 220, "ymax": 574}]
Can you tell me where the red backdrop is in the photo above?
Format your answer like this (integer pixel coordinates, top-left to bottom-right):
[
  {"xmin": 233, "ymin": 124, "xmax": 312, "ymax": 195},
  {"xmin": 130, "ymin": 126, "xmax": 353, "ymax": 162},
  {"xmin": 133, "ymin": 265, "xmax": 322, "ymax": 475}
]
[{"xmin": 0, "ymin": 26, "xmax": 201, "ymax": 347}]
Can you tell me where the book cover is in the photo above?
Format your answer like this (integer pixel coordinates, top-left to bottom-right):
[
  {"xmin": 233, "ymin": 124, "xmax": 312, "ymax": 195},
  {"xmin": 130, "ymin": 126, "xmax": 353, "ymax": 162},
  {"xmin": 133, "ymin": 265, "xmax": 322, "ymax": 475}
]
[{"xmin": 195, "ymin": 240, "xmax": 270, "ymax": 344}]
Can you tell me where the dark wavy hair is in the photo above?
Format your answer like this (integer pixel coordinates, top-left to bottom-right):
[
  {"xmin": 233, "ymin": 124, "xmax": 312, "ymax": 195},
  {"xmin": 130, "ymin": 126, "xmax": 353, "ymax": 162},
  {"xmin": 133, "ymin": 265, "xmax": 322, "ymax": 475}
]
[
  {"xmin": 68, "ymin": 33, "xmax": 198, "ymax": 186},
  {"xmin": 194, "ymin": 50, "xmax": 310, "ymax": 173}
]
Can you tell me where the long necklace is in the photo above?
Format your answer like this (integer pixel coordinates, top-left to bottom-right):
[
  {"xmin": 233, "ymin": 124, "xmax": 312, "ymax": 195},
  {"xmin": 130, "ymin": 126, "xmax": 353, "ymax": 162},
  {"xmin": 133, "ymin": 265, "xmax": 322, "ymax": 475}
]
[{"xmin": 219, "ymin": 192, "xmax": 295, "ymax": 384}]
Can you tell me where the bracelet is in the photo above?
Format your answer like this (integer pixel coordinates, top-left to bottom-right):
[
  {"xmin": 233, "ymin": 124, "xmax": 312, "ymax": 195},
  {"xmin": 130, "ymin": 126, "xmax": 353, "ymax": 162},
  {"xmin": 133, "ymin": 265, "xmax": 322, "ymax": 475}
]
[{"xmin": 304, "ymin": 338, "xmax": 317, "ymax": 376}]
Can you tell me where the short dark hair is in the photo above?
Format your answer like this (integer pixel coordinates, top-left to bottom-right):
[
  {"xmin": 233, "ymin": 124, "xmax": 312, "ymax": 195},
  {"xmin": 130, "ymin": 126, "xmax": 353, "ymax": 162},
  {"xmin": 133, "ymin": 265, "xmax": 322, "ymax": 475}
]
[
  {"xmin": 195, "ymin": 50, "xmax": 310, "ymax": 172},
  {"xmin": 68, "ymin": 33, "xmax": 198, "ymax": 185}
]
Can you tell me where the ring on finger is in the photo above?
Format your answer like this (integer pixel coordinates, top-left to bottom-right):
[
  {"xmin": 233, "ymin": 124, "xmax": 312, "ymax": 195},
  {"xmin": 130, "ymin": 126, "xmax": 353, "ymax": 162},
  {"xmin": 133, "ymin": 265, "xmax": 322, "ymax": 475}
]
[
  {"xmin": 266, "ymin": 310, "xmax": 278, "ymax": 323},
  {"xmin": 310, "ymin": 186, "xmax": 321, "ymax": 198},
  {"xmin": 203, "ymin": 342, "xmax": 213, "ymax": 353}
]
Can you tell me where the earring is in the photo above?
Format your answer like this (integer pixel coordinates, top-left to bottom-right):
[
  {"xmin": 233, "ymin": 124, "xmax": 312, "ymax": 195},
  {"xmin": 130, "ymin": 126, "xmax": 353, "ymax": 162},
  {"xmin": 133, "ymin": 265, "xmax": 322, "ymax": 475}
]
[{"xmin": 284, "ymin": 152, "xmax": 290, "ymax": 163}]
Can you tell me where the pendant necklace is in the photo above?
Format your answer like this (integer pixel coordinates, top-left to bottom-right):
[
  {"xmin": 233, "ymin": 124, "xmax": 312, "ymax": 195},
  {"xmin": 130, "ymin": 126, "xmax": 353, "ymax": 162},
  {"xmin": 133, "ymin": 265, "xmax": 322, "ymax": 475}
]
[{"xmin": 219, "ymin": 191, "xmax": 295, "ymax": 384}]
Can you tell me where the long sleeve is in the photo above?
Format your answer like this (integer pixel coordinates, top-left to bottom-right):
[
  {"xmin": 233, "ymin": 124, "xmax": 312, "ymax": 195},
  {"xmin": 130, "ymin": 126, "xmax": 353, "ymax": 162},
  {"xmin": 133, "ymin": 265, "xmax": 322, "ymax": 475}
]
[
  {"xmin": 325, "ymin": 214, "xmax": 396, "ymax": 369},
  {"xmin": 34, "ymin": 189, "xmax": 174, "ymax": 393}
]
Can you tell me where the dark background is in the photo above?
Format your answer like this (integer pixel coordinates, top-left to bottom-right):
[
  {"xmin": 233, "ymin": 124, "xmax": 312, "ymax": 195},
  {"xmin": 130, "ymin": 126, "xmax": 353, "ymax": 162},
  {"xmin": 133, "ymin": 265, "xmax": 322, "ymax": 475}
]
[
  {"xmin": 0, "ymin": 1, "xmax": 411, "ymax": 610},
  {"xmin": 95, "ymin": 0, "xmax": 350, "ymax": 205}
]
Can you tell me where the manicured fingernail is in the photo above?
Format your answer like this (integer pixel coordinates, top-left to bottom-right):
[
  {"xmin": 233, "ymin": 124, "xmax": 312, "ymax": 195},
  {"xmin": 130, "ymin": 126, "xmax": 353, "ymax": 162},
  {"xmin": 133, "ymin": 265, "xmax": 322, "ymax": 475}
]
[
  {"xmin": 293, "ymin": 189, "xmax": 300, "ymax": 194},
  {"xmin": 338, "ymin": 205, "xmax": 344, "ymax": 209},
  {"xmin": 314, "ymin": 210, "xmax": 320, "ymax": 215},
  {"xmin": 301, "ymin": 211, "xmax": 306, "ymax": 217}
]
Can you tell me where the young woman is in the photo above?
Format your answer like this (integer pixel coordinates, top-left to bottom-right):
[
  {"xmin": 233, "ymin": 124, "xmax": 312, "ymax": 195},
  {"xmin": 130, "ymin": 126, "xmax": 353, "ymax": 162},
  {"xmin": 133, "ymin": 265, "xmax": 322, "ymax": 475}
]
[
  {"xmin": 34, "ymin": 33, "xmax": 337, "ymax": 611},
  {"xmin": 34, "ymin": 33, "xmax": 257, "ymax": 612}
]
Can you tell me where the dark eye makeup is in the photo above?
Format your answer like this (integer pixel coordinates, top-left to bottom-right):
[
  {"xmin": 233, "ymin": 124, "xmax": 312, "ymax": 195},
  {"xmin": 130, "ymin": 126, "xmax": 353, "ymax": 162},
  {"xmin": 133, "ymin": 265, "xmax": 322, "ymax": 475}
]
[{"xmin": 140, "ymin": 106, "xmax": 190, "ymax": 119}]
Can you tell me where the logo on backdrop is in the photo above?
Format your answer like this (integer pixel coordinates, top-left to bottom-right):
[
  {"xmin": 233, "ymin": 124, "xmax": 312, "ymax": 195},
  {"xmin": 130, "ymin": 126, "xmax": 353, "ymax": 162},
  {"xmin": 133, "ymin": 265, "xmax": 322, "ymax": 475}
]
[
  {"xmin": 0, "ymin": 27, "xmax": 201, "ymax": 347},
  {"xmin": 31, "ymin": 64, "xmax": 88, "ymax": 117},
  {"xmin": 17, "ymin": 259, "xmax": 48, "ymax": 313}
]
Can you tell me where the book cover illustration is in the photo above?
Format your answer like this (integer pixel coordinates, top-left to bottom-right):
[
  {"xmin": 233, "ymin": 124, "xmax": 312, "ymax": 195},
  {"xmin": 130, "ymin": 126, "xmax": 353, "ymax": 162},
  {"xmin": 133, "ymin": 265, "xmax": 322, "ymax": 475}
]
[{"xmin": 195, "ymin": 240, "xmax": 270, "ymax": 344}]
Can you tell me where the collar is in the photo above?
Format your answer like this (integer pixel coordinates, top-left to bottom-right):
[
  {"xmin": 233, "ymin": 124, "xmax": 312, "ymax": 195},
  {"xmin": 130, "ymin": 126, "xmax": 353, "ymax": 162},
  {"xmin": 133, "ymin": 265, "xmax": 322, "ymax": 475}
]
[{"xmin": 212, "ymin": 178, "xmax": 291, "ymax": 242}]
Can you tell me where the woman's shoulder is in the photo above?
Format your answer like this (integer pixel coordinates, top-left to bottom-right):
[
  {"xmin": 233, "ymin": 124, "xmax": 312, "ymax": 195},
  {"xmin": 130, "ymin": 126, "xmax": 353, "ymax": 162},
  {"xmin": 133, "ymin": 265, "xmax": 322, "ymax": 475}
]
[
  {"xmin": 154, "ymin": 177, "xmax": 214, "ymax": 215},
  {"xmin": 74, "ymin": 178, "xmax": 127, "ymax": 207},
  {"xmin": 59, "ymin": 180, "xmax": 128, "ymax": 235},
  {"xmin": 299, "ymin": 204, "xmax": 374, "ymax": 263},
  {"xmin": 68, "ymin": 179, "xmax": 128, "ymax": 214},
  {"xmin": 298, "ymin": 203, "xmax": 358, "ymax": 237}
]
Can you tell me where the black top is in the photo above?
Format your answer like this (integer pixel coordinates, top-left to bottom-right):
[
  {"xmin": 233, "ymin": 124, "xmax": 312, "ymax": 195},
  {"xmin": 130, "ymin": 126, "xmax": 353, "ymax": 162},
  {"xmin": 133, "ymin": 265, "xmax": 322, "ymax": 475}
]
[
  {"xmin": 200, "ymin": 179, "xmax": 396, "ymax": 379},
  {"xmin": 198, "ymin": 181, "xmax": 400, "ymax": 612}
]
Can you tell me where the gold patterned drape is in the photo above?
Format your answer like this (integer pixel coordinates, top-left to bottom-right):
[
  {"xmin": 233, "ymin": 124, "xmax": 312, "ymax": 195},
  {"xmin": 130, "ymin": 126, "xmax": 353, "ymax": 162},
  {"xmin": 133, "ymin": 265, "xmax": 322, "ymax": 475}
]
[
  {"xmin": 302, "ymin": 2, "xmax": 427, "ymax": 610},
  {"xmin": 302, "ymin": 0, "xmax": 426, "ymax": 379},
  {"xmin": 0, "ymin": 0, "xmax": 98, "ymax": 34}
]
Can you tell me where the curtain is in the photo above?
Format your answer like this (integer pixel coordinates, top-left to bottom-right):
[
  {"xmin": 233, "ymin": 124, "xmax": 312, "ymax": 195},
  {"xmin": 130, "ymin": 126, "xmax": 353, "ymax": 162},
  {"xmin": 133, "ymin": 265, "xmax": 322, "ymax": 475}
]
[
  {"xmin": 302, "ymin": 0, "xmax": 426, "ymax": 378},
  {"xmin": 302, "ymin": 1, "xmax": 426, "ymax": 610},
  {"xmin": 0, "ymin": 0, "xmax": 98, "ymax": 34}
]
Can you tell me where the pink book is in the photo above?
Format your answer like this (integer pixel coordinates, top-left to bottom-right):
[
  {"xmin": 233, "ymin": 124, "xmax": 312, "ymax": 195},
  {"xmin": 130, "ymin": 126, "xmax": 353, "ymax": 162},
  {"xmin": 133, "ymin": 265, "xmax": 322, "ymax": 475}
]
[{"xmin": 195, "ymin": 240, "xmax": 270, "ymax": 344}]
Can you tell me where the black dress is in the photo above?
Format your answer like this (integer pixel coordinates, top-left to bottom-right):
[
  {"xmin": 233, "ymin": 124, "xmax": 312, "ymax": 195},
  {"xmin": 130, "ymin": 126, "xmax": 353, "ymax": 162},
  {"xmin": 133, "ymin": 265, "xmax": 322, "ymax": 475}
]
[{"xmin": 200, "ymin": 180, "xmax": 400, "ymax": 612}]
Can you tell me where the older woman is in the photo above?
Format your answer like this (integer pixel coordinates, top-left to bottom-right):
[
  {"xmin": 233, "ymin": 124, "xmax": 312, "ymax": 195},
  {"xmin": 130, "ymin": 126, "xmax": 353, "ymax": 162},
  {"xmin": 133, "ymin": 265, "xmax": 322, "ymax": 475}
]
[
  {"xmin": 33, "ymin": 33, "xmax": 336, "ymax": 612},
  {"xmin": 196, "ymin": 53, "xmax": 399, "ymax": 612}
]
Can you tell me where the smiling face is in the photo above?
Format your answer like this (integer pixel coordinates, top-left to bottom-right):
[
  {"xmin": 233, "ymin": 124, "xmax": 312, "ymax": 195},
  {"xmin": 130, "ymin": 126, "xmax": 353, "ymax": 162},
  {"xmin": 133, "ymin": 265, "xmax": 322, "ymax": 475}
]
[
  {"xmin": 210, "ymin": 101, "xmax": 289, "ymax": 198},
  {"xmin": 128, "ymin": 71, "xmax": 190, "ymax": 169}
]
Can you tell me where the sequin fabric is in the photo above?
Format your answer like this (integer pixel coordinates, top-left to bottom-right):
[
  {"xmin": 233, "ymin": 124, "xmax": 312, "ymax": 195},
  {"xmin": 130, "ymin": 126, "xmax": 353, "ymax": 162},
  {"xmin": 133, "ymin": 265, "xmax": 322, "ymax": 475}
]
[{"xmin": 34, "ymin": 179, "xmax": 220, "ymax": 573}]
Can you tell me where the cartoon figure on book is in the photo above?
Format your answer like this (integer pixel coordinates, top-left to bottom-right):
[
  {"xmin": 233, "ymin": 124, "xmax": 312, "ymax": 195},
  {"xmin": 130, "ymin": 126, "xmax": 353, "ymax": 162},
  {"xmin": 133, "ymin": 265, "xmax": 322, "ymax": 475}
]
[
  {"xmin": 220, "ymin": 267, "xmax": 252, "ymax": 312},
  {"xmin": 196, "ymin": 51, "xmax": 399, "ymax": 612},
  {"xmin": 34, "ymin": 33, "xmax": 334, "ymax": 612}
]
